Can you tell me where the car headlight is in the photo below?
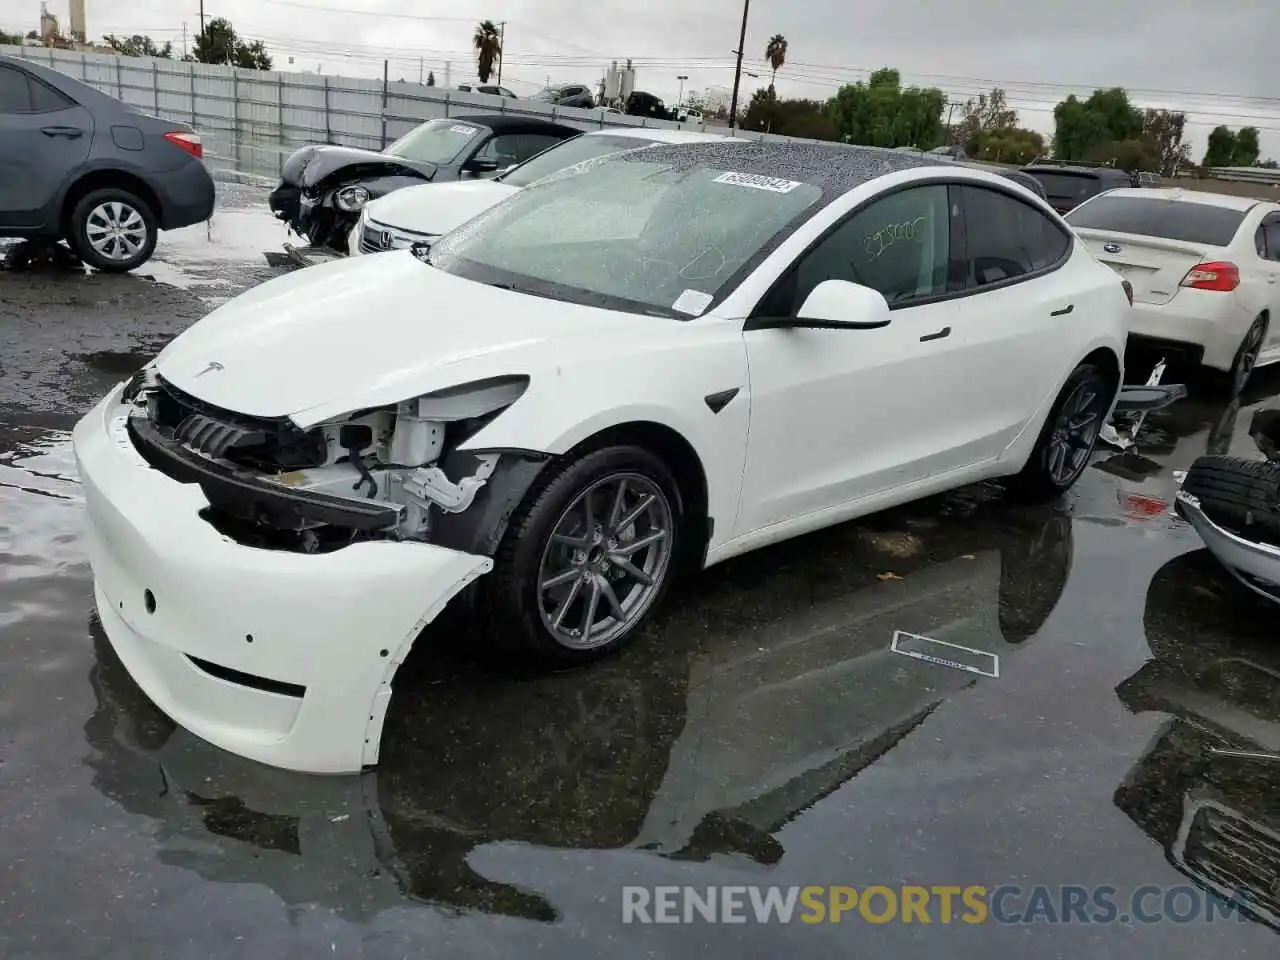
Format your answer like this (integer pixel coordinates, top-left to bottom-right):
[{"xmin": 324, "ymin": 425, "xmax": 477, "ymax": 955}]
[{"xmin": 335, "ymin": 185, "xmax": 371, "ymax": 212}]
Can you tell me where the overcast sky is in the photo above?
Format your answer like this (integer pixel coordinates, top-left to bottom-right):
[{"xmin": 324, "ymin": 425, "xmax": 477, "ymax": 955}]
[{"xmin": 2, "ymin": 0, "xmax": 1276, "ymax": 158}]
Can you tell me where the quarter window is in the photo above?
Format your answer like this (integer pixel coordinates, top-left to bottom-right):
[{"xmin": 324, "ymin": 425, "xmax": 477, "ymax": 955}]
[
  {"xmin": 1261, "ymin": 217, "xmax": 1280, "ymax": 263},
  {"xmin": 475, "ymin": 133, "xmax": 564, "ymax": 166},
  {"xmin": 785, "ymin": 184, "xmax": 953, "ymax": 310},
  {"xmin": 955, "ymin": 185, "xmax": 1070, "ymax": 287}
]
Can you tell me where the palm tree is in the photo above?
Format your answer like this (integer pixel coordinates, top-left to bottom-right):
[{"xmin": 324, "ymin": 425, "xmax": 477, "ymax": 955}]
[
  {"xmin": 473, "ymin": 20, "xmax": 501, "ymax": 84},
  {"xmin": 765, "ymin": 34, "xmax": 788, "ymax": 93}
]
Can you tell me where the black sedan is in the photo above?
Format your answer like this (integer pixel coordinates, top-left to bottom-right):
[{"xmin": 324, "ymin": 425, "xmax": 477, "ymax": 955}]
[{"xmin": 268, "ymin": 114, "xmax": 581, "ymax": 252}]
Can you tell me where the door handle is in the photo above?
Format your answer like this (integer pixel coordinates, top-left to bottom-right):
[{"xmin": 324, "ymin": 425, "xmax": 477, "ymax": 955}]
[
  {"xmin": 920, "ymin": 326, "xmax": 951, "ymax": 342},
  {"xmin": 1050, "ymin": 304, "xmax": 1074, "ymax": 316},
  {"xmin": 41, "ymin": 126, "xmax": 84, "ymax": 138}
]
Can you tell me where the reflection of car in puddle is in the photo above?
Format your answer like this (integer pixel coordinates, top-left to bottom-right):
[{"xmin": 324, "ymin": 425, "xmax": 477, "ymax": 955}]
[
  {"xmin": 84, "ymin": 501, "xmax": 1072, "ymax": 920},
  {"xmin": 1114, "ymin": 549, "xmax": 1280, "ymax": 932}
]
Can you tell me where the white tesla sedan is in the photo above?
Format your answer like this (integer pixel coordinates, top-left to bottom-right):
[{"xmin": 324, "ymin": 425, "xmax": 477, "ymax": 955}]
[
  {"xmin": 350, "ymin": 127, "xmax": 735, "ymax": 255},
  {"xmin": 73, "ymin": 141, "xmax": 1130, "ymax": 773},
  {"xmin": 1067, "ymin": 188, "xmax": 1280, "ymax": 394}
]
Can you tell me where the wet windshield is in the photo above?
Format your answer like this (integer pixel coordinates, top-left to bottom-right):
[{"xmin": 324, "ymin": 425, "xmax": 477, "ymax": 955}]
[
  {"xmin": 500, "ymin": 134, "xmax": 658, "ymax": 188},
  {"xmin": 384, "ymin": 119, "xmax": 483, "ymax": 165},
  {"xmin": 427, "ymin": 157, "xmax": 824, "ymax": 317}
]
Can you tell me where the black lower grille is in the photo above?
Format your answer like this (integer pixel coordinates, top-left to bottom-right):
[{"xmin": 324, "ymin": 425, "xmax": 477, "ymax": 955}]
[{"xmin": 151, "ymin": 377, "xmax": 326, "ymax": 470}]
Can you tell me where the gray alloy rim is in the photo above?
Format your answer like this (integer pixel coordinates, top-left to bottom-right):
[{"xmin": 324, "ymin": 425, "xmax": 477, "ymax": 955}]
[
  {"xmin": 1046, "ymin": 379, "xmax": 1105, "ymax": 485},
  {"xmin": 1233, "ymin": 320, "xmax": 1265, "ymax": 394},
  {"xmin": 85, "ymin": 201, "xmax": 148, "ymax": 262},
  {"xmin": 536, "ymin": 472, "xmax": 674, "ymax": 650}
]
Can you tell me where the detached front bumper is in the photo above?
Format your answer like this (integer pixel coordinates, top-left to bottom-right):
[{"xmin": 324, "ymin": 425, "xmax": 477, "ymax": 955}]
[
  {"xmin": 72, "ymin": 382, "xmax": 493, "ymax": 773},
  {"xmin": 1174, "ymin": 483, "xmax": 1280, "ymax": 605}
]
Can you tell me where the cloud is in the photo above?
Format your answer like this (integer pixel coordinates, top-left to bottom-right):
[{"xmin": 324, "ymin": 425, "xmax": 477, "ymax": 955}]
[{"xmin": 10, "ymin": 0, "xmax": 1278, "ymax": 158}]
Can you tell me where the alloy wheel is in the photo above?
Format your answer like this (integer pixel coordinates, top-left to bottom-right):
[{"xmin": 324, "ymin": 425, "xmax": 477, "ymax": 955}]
[
  {"xmin": 85, "ymin": 201, "xmax": 148, "ymax": 263},
  {"xmin": 536, "ymin": 472, "xmax": 674, "ymax": 650},
  {"xmin": 1046, "ymin": 379, "xmax": 1106, "ymax": 485}
]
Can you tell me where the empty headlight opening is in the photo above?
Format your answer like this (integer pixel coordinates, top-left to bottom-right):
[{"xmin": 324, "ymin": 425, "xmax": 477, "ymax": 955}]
[{"xmin": 129, "ymin": 375, "xmax": 534, "ymax": 554}]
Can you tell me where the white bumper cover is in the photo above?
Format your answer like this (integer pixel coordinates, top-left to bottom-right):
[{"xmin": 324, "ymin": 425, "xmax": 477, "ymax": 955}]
[{"xmin": 72, "ymin": 382, "xmax": 493, "ymax": 773}]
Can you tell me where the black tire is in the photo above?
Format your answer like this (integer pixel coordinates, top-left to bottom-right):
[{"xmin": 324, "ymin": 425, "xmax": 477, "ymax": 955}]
[
  {"xmin": 485, "ymin": 444, "xmax": 684, "ymax": 665},
  {"xmin": 1205, "ymin": 316, "xmax": 1267, "ymax": 398},
  {"xmin": 1007, "ymin": 362, "xmax": 1113, "ymax": 501},
  {"xmin": 1181, "ymin": 454, "xmax": 1280, "ymax": 543},
  {"xmin": 67, "ymin": 187, "xmax": 158, "ymax": 272}
]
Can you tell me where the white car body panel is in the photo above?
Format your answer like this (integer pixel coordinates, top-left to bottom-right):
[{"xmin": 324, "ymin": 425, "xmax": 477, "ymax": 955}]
[
  {"xmin": 1070, "ymin": 188, "xmax": 1280, "ymax": 372},
  {"xmin": 74, "ymin": 158, "xmax": 1129, "ymax": 773}
]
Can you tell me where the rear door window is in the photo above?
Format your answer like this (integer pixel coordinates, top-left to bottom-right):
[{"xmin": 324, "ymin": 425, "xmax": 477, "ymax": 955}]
[
  {"xmin": 1065, "ymin": 195, "xmax": 1247, "ymax": 246},
  {"xmin": 0, "ymin": 65, "xmax": 33, "ymax": 113},
  {"xmin": 28, "ymin": 77, "xmax": 74, "ymax": 112},
  {"xmin": 955, "ymin": 184, "xmax": 1071, "ymax": 286}
]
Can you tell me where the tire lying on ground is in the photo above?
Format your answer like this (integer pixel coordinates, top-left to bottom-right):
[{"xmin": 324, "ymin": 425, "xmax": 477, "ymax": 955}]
[{"xmin": 1181, "ymin": 455, "xmax": 1280, "ymax": 545}]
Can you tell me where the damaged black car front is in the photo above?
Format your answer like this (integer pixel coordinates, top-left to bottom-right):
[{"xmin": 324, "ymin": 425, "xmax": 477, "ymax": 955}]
[{"xmin": 268, "ymin": 115, "xmax": 580, "ymax": 254}]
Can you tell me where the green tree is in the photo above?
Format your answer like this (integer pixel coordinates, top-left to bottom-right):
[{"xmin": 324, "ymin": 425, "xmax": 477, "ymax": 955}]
[
  {"xmin": 0, "ymin": 29, "xmax": 19, "ymax": 45},
  {"xmin": 744, "ymin": 89, "xmax": 838, "ymax": 140},
  {"xmin": 192, "ymin": 18, "xmax": 272, "ymax": 69},
  {"xmin": 956, "ymin": 87, "xmax": 1019, "ymax": 155},
  {"xmin": 1233, "ymin": 126, "xmax": 1261, "ymax": 166},
  {"xmin": 1202, "ymin": 125, "xmax": 1237, "ymax": 166},
  {"xmin": 1052, "ymin": 88, "xmax": 1142, "ymax": 160},
  {"xmin": 473, "ymin": 20, "xmax": 501, "ymax": 84},
  {"xmin": 765, "ymin": 34, "xmax": 787, "ymax": 93},
  {"xmin": 972, "ymin": 127, "xmax": 1045, "ymax": 164},
  {"xmin": 1087, "ymin": 139, "xmax": 1158, "ymax": 172},
  {"xmin": 103, "ymin": 34, "xmax": 173, "ymax": 58},
  {"xmin": 1140, "ymin": 109, "xmax": 1189, "ymax": 176},
  {"xmin": 828, "ymin": 68, "xmax": 946, "ymax": 150}
]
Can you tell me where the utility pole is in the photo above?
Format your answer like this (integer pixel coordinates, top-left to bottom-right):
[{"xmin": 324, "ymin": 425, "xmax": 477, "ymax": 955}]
[
  {"xmin": 419, "ymin": 57, "xmax": 424, "ymax": 84},
  {"xmin": 199, "ymin": 0, "xmax": 205, "ymax": 39},
  {"xmin": 182, "ymin": 22, "xmax": 187, "ymax": 59},
  {"xmin": 727, "ymin": 0, "xmax": 750, "ymax": 131},
  {"xmin": 496, "ymin": 21, "xmax": 506, "ymax": 85}
]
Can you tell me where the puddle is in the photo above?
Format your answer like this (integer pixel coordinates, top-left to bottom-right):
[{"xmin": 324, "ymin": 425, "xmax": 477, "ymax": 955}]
[
  {"xmin": 0, "ymin": 430, "xmax": 84, "ymax": 585},
  {"xmin": 72, "ymin": 346, "xmax": 169, "ymax": 376}
]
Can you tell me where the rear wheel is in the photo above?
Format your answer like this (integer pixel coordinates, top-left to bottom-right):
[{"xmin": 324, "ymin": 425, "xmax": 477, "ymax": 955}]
[
  {"xmin": 486, "ymin": 445, "xmax": 683, "ymax": 665},
  {"xmin": 68, "ymin": 187, "xmax": 157, "ymax": 272},
  {"xmin": 1181, "ymin": 455, "xmax": 1280, "ymax": 545},
  {"xmin": 1008, "ymin": 363, "xmax": 1111, "ymax": 501},
  {"xmin": 1208, "ymin": 316, "xmax": 1267, "ymax": 397}
]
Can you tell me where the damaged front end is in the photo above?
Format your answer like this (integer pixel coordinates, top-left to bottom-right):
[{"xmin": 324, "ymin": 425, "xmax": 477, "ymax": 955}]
[
  {"xmin": 269, "ymin": 145, "xmax": 437, "ymax": 254},
  {"xmin": 122, "ymin": 367, "xmax": 544, "ymax": 560}
]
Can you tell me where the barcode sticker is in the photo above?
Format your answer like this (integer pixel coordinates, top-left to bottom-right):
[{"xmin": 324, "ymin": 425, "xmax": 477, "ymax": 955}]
[{"xmin": 712, "ymin": 171, "xmax": 803, "ymax": 193}]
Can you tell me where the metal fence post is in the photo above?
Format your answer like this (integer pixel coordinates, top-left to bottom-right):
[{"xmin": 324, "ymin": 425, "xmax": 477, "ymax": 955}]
[
  {"xmin": 277, "ymin": 72, "xmax": 285, "ymax": 177},
  {"xmin": 115, "ymin": 55, "xmax": 123, "ymax": 99},
  {"xmin": 188, "ymin": 60, "xmax": 196, "ymax": 127},
  {"xmin": 151, "ymin": 59, "xmax": 159, "ymax": 114},
  {"xmin": 232, "ymin": 67, "xmax": 240, "ymax": 176},
  {"xmin": 380, "ymin": 60, "xmax": 389, "ymax": 149},
  {"xmin": 322, "ymin": 75, "xmax": 332, "ymax": 143}
]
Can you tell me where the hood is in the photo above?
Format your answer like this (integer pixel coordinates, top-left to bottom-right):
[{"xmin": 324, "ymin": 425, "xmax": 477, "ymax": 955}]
[
  {"xmin": 363, "ymin": 180, "xmax": 521, "ymax": 236},
  {"xmin": 153, "ymin": 252, "xmax": 658, "ymax": 425},
  {"xmin": 281, "ymin": 144, "xmax": 437, "ymax": 188}
]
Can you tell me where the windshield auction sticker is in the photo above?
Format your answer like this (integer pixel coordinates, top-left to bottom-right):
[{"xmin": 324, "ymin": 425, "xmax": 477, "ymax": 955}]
[
  {"xmin": 450, "ymin": 124, "xmax": 478, "ymax": 136},
  {"xmin": 712, "ymin": 172, "xmax": 803, "ymax": 193}
]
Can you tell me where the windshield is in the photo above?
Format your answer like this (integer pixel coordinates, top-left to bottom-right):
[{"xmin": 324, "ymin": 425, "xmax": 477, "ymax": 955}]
[
  {"xmin": 428, "ymin": 157, "xmax": 824, "ymax": 317},
  {"xmin": 1066, "ymin": 195, "xmax": 1247, "ymax": 246},
  {"xmin": 1026, "ymin": 171, "xmax": 1103, "ymax": 202},
  {"xmin": 500, "ymin": 134, "xmax": 657, "ymax": 188},
  {"xmin": 384, "ymin": 119, "xmax": 483, "ymax": 165}
]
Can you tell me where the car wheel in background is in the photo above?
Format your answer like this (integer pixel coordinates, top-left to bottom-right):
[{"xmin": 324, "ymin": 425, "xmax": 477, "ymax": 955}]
[
  {"xmin": 1008, "ymin": 362, "xmax": 1112, "ymax": 501},
  {"xmin": 68, "ymin": 187, "xmax": 158, "ymax": 272},
  {"xmin": 486, "ymin": 445, "xmax": 684, "ymax": 665},
  {"xmin": 1212, "ymin": 316, "xmax": 1268, "ymax": 398}
]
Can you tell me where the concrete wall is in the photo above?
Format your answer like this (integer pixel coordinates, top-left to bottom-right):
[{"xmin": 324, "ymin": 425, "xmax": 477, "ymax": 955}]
[{"xmin": 2, "ymin": 45, "xmax": 812, "ymax": 181}]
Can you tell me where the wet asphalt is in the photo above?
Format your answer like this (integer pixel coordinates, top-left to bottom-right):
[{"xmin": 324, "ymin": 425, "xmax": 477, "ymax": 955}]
[{"xmin": 2, "ymin": 183, "xmax": 1279, "ymax": 959}]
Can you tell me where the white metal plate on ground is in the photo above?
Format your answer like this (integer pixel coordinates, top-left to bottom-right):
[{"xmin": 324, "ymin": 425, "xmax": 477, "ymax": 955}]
[{"xmin": 890, "ymin": 630, "xmax": 1000, "ymax": 678}]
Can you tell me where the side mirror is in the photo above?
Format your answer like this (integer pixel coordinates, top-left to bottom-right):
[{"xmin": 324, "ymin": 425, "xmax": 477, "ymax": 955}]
[
  {"xmin": 796, "ymin": 279, "xmax": 892, "ymax": 328},
  {"xmin": 465, "ymin": 156, "xmax": 501, "ymax": 174}
]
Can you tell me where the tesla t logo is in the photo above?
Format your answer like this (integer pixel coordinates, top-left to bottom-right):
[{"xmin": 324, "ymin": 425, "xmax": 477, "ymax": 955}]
[
  {"xmin": 195, "ymin": 361, "xmax": 225, "ymax": 377},
  {"xmin": 1103, "ymin": 243, "xmax": 1122, "ymax": 254}
]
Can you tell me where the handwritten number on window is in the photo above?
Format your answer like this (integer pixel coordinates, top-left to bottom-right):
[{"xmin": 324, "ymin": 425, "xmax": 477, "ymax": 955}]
[{"xmin": 864, "ymin": 216, "xmax": 927, "ymax": 262}]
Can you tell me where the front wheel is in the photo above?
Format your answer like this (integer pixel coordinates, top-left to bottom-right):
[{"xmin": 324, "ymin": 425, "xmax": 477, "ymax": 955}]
[
  {"xmin": 486, "ymin": 445, "xmax": 684, "ymax": 665},
  {"xmin": 1008, "ymin": 363, "xmax": 1112, "ymax": 501}
]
